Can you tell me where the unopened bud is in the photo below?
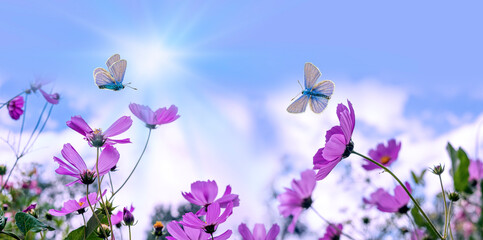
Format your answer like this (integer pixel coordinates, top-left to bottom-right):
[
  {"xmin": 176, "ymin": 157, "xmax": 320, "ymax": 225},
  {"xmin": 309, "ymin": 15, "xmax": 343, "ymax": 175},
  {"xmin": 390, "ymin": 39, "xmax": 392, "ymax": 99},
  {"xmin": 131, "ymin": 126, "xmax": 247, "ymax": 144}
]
[
  {"xmin": 448, "ymin": 192, "xmax": 460, "ymax": 202},
  {"xmin": 430, "ymin": 164, "xmax": 445, "ymax": 175},
  {"xmin": 152, "ymin": 221, "xmax": 164, "ymax": 237}
]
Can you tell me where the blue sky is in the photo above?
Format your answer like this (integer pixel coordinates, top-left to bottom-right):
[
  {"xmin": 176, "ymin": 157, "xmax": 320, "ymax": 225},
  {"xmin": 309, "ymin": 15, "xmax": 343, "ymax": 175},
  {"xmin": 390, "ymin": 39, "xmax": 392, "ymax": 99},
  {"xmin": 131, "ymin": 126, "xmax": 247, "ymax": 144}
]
[{"xmin": 1, "ymin": 1, "xmax": 482, "ymax": 239}]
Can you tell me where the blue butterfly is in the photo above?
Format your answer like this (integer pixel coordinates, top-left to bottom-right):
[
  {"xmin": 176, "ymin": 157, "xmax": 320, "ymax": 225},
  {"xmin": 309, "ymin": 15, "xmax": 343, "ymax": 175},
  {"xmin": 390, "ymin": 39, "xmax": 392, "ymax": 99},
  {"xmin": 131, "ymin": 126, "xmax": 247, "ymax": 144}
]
[
  {"xmin": 287, "ymin": 63, "xmax": 335, "ymax": 113},
  {"xmin": 94, "ymin": 54, "xmax": 135, "ymax": 91}
]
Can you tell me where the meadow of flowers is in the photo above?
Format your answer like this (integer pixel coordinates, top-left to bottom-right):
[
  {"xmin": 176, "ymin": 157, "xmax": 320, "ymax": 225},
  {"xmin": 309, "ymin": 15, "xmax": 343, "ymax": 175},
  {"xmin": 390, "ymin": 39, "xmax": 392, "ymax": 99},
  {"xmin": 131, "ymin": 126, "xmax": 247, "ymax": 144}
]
[{"xmin": 0, "ymin": 74, "xmax": 482, "ymax": 240}]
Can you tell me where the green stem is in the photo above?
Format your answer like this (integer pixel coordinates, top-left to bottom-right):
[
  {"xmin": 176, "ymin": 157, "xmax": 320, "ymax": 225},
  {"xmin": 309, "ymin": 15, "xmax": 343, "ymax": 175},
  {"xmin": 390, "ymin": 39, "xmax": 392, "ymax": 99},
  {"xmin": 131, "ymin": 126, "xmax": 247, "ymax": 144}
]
[
  {"xmin": 439, "ymin": 175, "xmax": 448, "ymax": 238},
  {"xmin": 96, "ymin": 147, "xmax": 114, "ymax": 240},
  {"xmin": 352, "ymin": 151, "xmax": 444, "ymax": 239},
  {"xmin": 16, "ymin": 94, "xmax": 28, "ymax": 155},
  {"xmin": 108, "ymin": 172, "xmax": 114, "ymax": 194},
  {"xmin": 0, "ymin": 231, "xmax": 21, "ymax": 239},
  {"xmin": 310, "ymin": 206, "xmax": 355, "ymax": 240},
  {"xmin": 128, "ymin": 226, "xmax": 131, "ymax": 240},
  {"xmin": 20, "ymin": 101, "xmax": 48, "ymax": 156},
  {"xmin": 24, "ymin": 103, "xmax": 54, "ymax": 154},
  {"xmin": 110, "ymin": 129, "xmax": 151, "ymax": 201},
  {"xmin": 86, "ymin": 185, "xmax": 107, "ymax": 238}
]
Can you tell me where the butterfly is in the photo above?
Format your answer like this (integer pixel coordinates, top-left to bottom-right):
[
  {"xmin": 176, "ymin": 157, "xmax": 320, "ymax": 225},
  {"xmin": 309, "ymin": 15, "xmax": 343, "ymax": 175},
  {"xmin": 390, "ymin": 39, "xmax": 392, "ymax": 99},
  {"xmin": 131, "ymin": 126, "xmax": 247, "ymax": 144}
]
[
  {"xmin": 93, "ymin": 54, "xmax": 135, "ymax": 91},
  {"xmin": 287, "ymin": 62, "xmax": 335, "ymax": 113}
]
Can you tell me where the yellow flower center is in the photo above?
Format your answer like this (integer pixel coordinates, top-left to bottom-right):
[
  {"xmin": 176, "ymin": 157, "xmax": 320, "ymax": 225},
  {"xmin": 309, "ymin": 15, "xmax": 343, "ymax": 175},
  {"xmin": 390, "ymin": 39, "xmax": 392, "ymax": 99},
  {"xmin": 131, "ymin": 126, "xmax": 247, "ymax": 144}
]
[
  {"xmin": 93, "ymin": 128, "xmax": 102, "ymax": 135},
  {"xmin": 380, "ymin": 156, "xmax": 391, "ymax": 164},
  {"xmin": 79, "ymin": 202, "xmax": 84, "ymax": 207},
  {"xmin": 153, "ymin": 221, "xmax": 164, "ymax": 228}
]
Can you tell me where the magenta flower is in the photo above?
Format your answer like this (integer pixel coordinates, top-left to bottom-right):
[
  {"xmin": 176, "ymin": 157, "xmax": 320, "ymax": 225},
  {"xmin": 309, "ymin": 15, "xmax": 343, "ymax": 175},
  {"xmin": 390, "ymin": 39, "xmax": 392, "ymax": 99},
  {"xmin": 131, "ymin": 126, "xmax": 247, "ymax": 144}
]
[
  {"xmin": 112, "ymin": 205, "xmax": 134, "ymax": 226},
  {"xmin": 313, "ymin": 100, "xmax": 355, "ymax": 181},
  {"xmin": 182, "ymin": 180, "xmax": 239, "ymax": 216},
  {"xmin": 469, "ymin": 159, "xmax": 483, "ymax": 182},
  {"xmin": 319, "ymin": 223, "xmax": 343, "ymax": 240},
  {"xmin": 53, "ymin": 143, "xmax": 120, "ymax": 186},
  {"xmin": 363, "ymin": 182, "xmax": 412, "ymax": 213},
  {"xmin": 129, "ymin": 103, "xmax": 180, "ymax": 129},
  {"xmin": 48, "ymin": 190, "xmax": 106, "ymax": 216},
  {"xmin": 277, "ymin": 169, "xmax": 317, "ymax": 233},
  {"xmin": 362, "ymin": 139, "xmax": 401, "ymax": 171},
  {"xmin": 39, "ymin": 89, "xmax": 60, "ymax": 104},
  {"xmin": 410, "ymin": 229, "xmax": 426, "ymax": 240},
  {"xmin": 7, "ymin": 96, "xmax": 24, "ymax": 120},
  {"xmin": 66, "ymin": 115, "xmax": 132, "ymax": 147},
  {"xmin": 22, "ymin": 203, "xmax": 37, "ymax": 213},
  {"xmin": 181, "ymin": 202, "xmax": 233, "ymax": 237},
  {"xmin": 238, "ymin": 223, "xmax": 280, "ymax": 240},
  {"xmin": 167, "ymin": 221, "xmax": 232, "ymax": 240}
]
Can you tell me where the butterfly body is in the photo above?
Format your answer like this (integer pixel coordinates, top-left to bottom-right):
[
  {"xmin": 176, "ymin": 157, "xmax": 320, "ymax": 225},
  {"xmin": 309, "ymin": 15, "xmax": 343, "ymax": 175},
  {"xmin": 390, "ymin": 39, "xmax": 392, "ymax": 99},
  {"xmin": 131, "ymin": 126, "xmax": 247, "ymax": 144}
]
[
  {"xmin": 287, "ymin": 63, "xmax": 334, "ymax": 114},
  {"xmin": 94, "ymin": 54, "xmax": 128, "ymax": 91}
]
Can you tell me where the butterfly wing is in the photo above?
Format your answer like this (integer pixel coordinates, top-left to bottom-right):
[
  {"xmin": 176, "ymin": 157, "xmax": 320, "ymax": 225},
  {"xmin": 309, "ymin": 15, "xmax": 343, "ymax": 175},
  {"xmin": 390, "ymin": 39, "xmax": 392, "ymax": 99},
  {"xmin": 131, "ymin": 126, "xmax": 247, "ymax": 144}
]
[
  {"xmin": 309, "ymin": 80, "xmax": 335, "ymax": 113},
  {"xmin": 309, "ymin": 96, "xmax": 329, "ymax": 113},
  {"xmin": 287, "ymin": 94, "xmax": 310, "ymax": 113},
  {"xmin": 108, "ymin": 59, "xmax": 127, "ymax": 84},
  {"xmin": 94, "ymin": 69, "xmax": 116, "ymax": 89},
  {"xmin": 312, "ymin": 80, "xmax": 335, "ymax": 97},
  {"xmin": 304, "ymin": 62, "xmax": 321, "ymax": 90},
  {"xmin": 106, "ymin": 54, "xmax": 121, "ymax": 68}
]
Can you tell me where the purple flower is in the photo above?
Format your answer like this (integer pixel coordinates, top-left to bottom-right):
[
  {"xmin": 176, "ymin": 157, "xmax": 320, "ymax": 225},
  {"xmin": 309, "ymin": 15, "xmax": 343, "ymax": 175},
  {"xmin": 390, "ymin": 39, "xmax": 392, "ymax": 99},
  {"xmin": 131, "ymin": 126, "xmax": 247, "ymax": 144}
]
[
  {"xmin": 277, "ymin": 169, "xmax": 317, "ymax": 233},
  {"xmin": 123, "ymin": 206, "xmax": 135, "ymax": 226},
  {"xmin": 319, "ymin": 223, "xmax": 343, "ymax": 240},
  {"xmin": 181, "ymin": 202, "xmax": 233, "ymax": 236},
  {"xmin": 469, "ymin": 159, "xmax": 483, "ymax": 182},
  {"xmin": 7, "ymin": 96, "xmax": 24, "ymax": 120},
  {"xmin": 238, "ymin": 223, "xmax": 280, "ymax": 240},
  {"xmin": 410, "ymin": 229, "xmax": 426, "ymax": 240},
  {"xmin": 182, "ymin": 180, "xmax": 239, "ymax": 216},
  {"xmin": 53, "ymin": 143, "xmax": 120, "ymax": 186},
  {"xmin": 166, "ymin": 221, "xmax": 232, "ymax": 240},
  {"xmin": 39, "ymin": 89, "xmax": 60, "ymax": 104},
  {"xmin": 129, "ymin": 103, "xmax": 180, "ymax": 129},
  {"xmin": 48, "ymin": 190, "xmax": 106, "ymax": 216},
  {"xmin": 362, "ymin": 139, "xmax": 401, "ymax": 171},
  {"xmin": 22, "ymin": 203, "xmax": 37, "ymax": 213},
  {"xmin": 66, "ymin": 115, "xmax": 132, "ymax": 147},
  {"xmin": 313, "ymin": 100, "xmax": 355, "ymax": 181},
  {"xmin": 112, "ymin": 205, "xmax": 134, "ymax": 226},
  {"xmin": 363, "ymin": 182, "xmax": 412, "ymax": 213}
]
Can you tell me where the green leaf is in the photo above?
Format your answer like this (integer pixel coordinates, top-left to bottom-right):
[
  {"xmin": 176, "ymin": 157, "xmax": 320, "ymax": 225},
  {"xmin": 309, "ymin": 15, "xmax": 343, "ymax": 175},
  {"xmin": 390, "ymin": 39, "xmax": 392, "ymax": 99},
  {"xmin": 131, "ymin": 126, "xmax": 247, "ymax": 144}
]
[
  {"xmin": 0, "ymin": 231, "xmax": 21, "ymax": 240},
  {"xmin": 0, "ymin": 209, "xmax": 7, "ymax": 231},
  {"xmin": 14, "ymin": 212, "xmax": 54, "ymax": 235},
  {"xmin": 65, "ymin": 226, "xmax": 102, "ymax": 240},
  {"xmin": 446, "ymin": 143, "xmax": 458, "ymax": 177},
  {"xmin": 411, "ymin": 169, "xmax": 427, "ymax": 185},
  {"xmin": 454, "ymin": 148, "xmax": 470, "ymax": 193},
  {"xmin": 477, "ymin": 182, "xmax": 483, "ymax": 237},
  {"xmin": 410, "ymin": 207, "xmax": 438, "ymax": 239}
]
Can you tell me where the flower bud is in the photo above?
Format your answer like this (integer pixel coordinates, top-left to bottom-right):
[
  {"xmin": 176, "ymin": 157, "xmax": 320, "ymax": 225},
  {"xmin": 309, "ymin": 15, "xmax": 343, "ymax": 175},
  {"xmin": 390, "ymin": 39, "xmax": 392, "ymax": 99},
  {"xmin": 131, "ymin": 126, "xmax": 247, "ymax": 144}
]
[
  {"xmin": 123, "ymin": 207, "xmax": 135, "ymax": 226},
  {"xmin": 0, "ymin": 165, "xmax": 6, "ymax": 176},
  {"xmin": 152, "ymin": 221, "xmax": 164, "ymax": 237},
  {"xmin": 80, "ymin": 170, "xmax": 96, "ymax": 185},
  {"xmin": 430, "ymin": 164, "xmax": 445, "ymax": 175},
  {"xmin": 448, "ymin": 192, "xmax": 460, "ymax": 202},
  {"xmin": 95, "ymin": 224, "xmax": 111, "ymax": 238}
]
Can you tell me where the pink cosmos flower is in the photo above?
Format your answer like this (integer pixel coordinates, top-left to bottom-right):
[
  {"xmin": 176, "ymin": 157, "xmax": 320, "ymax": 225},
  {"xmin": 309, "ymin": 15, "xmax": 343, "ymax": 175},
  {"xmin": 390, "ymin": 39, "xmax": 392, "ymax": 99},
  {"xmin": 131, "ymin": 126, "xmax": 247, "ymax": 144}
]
[
  {"xmin": 182, "ymin": 180, "xmax": 239, "ymax": 216},
  {"xmin": 167, "ymin": 221, "xmax": 232, "ymax": 240},
  {"xmin": 410, "ymin": 229, "xmax": 426, "ymax": 240},
  {"xmin": 22, "ymin": 203, "xmax": 37, "ymax": 213},
  {"xmin": 66, "ymin": 115, "xmax": 132, "ymax": 147},
  {"xmin": 48, "ymin": 190, "xmax": 106, "ymax": 216},
  {"xmin": 362, "ymin": 139, "xmax": 401, "ymax": 170},
  {"xmin": 181, "ymin": 202, "xmax": 233, "ymax": 237},
  {"xmin": 112, "ymin": 205, "xmax": 134, "ymax": 226},
  {"xmin": 39, "ymin": 89, "xmax": 60, "ymax": 104},
  {"xmin": 277, "ymin": 169, "xmax": 317, "ymax": 233},
  {"xmin": 53, "ymin": 143, "xmax": 120, "ymax": 186},
  {"xmin": 238, "ymin": 223, "xmax": 280, "ymax": 240},
  {"xmin": 313, "ymin": 100, "xmax": 355, "ymax": 181},
  {"xmin": 129, "ymin": 103, "xmax": 180, "ymax": 129},
  {"xmin": 363, "ymin": 182, "xmax": 412, "ymax": 213},
  {"xmin": 319, "ymin": 223, "xmax": 343, "ymax": 240},
  {"xmin": 7, "ymin": 96, "xmax": 24, "ymax": 120},
  {"xmin": 469, "ymin": 159, "xmax": 483, "ymax": 182}
]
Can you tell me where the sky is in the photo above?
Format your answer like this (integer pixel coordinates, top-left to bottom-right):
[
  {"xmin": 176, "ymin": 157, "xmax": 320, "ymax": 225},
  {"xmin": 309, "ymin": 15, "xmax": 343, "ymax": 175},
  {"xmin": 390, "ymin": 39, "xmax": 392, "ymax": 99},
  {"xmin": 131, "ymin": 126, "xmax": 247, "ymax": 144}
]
[{"xmin": 0, "ymin": 1, "xmax": 482, "ymax": 239}]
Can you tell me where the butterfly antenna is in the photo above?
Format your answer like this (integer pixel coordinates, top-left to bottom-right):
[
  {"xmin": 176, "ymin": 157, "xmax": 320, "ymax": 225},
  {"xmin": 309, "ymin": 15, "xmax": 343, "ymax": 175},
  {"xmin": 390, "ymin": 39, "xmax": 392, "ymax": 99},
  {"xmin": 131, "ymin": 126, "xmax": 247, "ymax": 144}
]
[
  {"xmin": 297, "ymin": 80, "xmax": 304, "ymax": 90},
  {"xmin": 291, "ymin": 92, "xmax": 301, "ymax": 101},
  {"xmin": 125, "ymin": 82, "xmax": 138, "ymax": 90}
]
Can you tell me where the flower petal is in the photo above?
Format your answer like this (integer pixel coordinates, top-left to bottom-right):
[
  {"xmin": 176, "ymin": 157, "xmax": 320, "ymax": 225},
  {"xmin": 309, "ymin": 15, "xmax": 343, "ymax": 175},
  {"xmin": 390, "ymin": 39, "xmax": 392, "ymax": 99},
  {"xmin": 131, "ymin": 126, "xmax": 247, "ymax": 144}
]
[{"xmin": 103, "ymin": 116, "xmax": 132, "ymax": 137}]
